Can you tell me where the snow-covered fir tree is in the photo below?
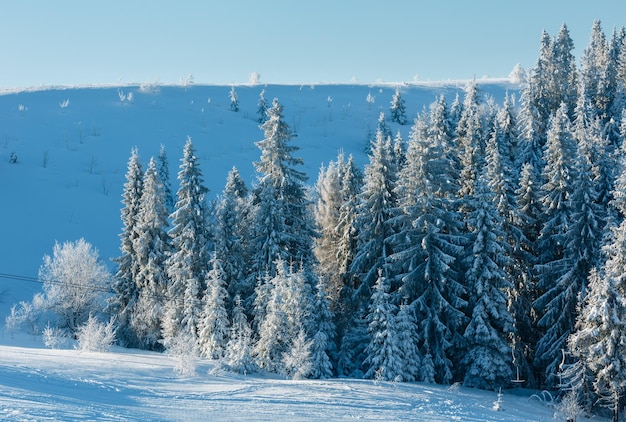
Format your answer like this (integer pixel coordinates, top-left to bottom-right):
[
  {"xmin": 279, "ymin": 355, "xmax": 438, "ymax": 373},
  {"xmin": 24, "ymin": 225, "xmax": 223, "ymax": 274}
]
[
  {"xmin": 309, "ymin": 278, "xmax": 335, "ymax": 379},
  {"xmin": 214, "ymin": 167, "xmax": 252, "ymax": 307},
  {"xmin": 199, "ymin": 254, "xmax": 230, "ymax": 360},
  {"xmin": 110, "ymin": 147, "xmax": 143, "ymax": 347},
  {"xmin": 230, "ymin": 85, "xmax": 239, "ymax": 112},
  {"xmin": 461, "ymin": 173, "xmax": 514, "ymax": 390},
  {"xmin": 394, "ymin": 302, "xmax": 421, "ymax": 382},
  {"xmin": 162, "ymin": 137, "xmax": 210, "ymax": 350},
  {"xmin": 249, "ymin": 98, "xmax": 317, "ymax": 288},
  {"xmin": 456, "ymin": 81, "xmax": 485, "ymax": 198},
  {"xmin": 387, "ymin": 108, "xmax": 466, "ymax": 384},
  {"xmin": 257, "ymin": 89, "xmax": 268, "ymax": 123},
  {"xmin": 534, "ymin": 102, "xmax": 582, "ymax": 387},
  {"xmin": 349, "ymin": 129, "xmax": 398, "ymax": 299},
  {"xmin": 157, "ymin": 144, "xmax": 174, "ymax": 214},
  {"xmin": 130, "ymin": 157, "xmax": 170, "ymax": 350},
  {"xmin": 363, "ymin": 271, "xmax": 403, "ymax": 381},
  {"xmin": 282, "ymin": 329, "xmax": 313, "ymax": 380},
  {"xmin": 389, "ymin": 87, "xmax": 407, "ymax": 125},
  {"xmin": 225, "ymin": 295, "xmax": 256, "ymax": 374},
  {"xmin": 254, "ymin": 260, "xmax": 297, "ymax": 373}
]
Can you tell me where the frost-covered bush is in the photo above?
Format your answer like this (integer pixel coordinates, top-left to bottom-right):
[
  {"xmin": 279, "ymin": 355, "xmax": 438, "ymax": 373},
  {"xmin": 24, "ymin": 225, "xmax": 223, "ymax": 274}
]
[
  {"xmin": 43, "ymin": 324, "xmax": 71, "ymax": 349},
  {"xmin": 5, "ymin": 293, "xmax": 46, "ymax": 336},
  {"xmin": 75, "ymin": 315, "xmax": 116, "ymax": 352},
  {"xmin": 166, "ymin": 332, "xmax": 198, "ymax": 376},
  {"xmin": 555, "ymin": 391, "xmax": 583, "ymax": 422},
  {"xmin": 39, "ymin": 239, "xmax": 111, "ymax": 333}
]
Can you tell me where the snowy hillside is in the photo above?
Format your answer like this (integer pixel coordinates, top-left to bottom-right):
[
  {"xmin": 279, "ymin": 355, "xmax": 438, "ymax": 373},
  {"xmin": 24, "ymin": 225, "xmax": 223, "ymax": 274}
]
[{"xmin": 0, "ymin": 81, "xmax": 512, "ymax": 282}]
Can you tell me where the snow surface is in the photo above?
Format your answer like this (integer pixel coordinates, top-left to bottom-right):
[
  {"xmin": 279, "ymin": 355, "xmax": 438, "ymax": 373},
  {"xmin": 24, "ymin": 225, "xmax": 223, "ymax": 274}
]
[
  {"xmin": 1, "ymin": 80, "xmax": 603, "ymax": 421},
  {"xmin": 0, "ymin": 333, "xmax": 576, "ymax": 421}
]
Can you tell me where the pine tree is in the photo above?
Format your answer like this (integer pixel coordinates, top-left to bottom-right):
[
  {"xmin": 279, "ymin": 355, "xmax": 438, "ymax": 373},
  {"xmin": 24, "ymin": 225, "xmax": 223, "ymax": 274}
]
[
  {"xmin": 130, "ymin": 157, "xmax": 170, "ymax": 350},
  {"xmin": 163, "ymin": 137, "xmax": 210, "ymax": 349},
  {"xmin": 364, "ymin": 271, "xmax": 403, "ymax": 381},
  {"xmin": 110, "ymin": 147, "xmax": 143, "ymax": 346},
  {"xmin": 199, "ymin": 254, "xmax": 230, "ymax": 360},
  {"xmin": 389, "ymin": 87, "xmax": 407, "ymax": 125},
  {"xmin": 461, "ymin": 174, "xmax": 514, "ymax": 390}
]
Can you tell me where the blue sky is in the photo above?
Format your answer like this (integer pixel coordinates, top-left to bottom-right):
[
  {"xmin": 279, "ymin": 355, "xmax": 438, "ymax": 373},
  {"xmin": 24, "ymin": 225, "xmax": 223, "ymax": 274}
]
[{"xmin": 2, "ymin": 1, "xmax": 626, "ymax": 88}]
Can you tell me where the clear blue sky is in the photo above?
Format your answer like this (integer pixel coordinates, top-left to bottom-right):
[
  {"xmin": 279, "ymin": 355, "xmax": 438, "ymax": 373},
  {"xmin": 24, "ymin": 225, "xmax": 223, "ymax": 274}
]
[{"xmin": 2, "ymin": 1, "xmax": 626, "ymax": 88}]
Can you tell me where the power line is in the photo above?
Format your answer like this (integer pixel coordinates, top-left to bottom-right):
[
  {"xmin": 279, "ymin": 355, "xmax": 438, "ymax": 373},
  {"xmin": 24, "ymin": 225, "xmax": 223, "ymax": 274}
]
[{"xmin": 0, "ymin": 271, "xmax": 169, "ymax": 300}]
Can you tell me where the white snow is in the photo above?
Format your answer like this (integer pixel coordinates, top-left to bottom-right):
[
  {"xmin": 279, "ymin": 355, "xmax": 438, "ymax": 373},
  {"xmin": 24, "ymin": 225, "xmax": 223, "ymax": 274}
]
[{"xmin": 0, "ymin": 80, "xmax": 604, "ymax": 421}]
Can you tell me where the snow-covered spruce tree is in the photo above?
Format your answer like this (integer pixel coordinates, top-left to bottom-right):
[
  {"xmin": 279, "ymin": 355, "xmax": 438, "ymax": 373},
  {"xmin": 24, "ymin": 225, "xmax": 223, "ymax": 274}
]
[
  {"xmin": 162, "ymin": 137, "xmax": 210, "ymax": 350},
  {"xmin": 363, "ymin": 271, "xmax": 403, "ymax": 382},
  {"xmin": 349, "ymin": 129, "xmax": 398, "ymax": 303},
  {"xmin": 461, "ymin": 173, "xmax": 514, "ymax": 390},
  {"xmin": 314, "ymin": 158, "xmax": 345, "ymax": 303},
  {"xmin": 529, "ymin": 29, "xmax": 553, "ymax": 120},
  {"xmin": 533, "ymin": 103, "xmax": 581, "ymax": 388},
  {"xmin": 333, "ymin": 154, "xmax": 364, "ymax": 338},
  {"xmin": 580, "ymin": 20, "xmax": 608, "ymax": 121},
  {"xmin": 389, "ymin": 87, "xmax": 407, "ymax": 125},
  {"xmin": 341, "ymin": 129, "xmax": 399, "ymax": 376},
  {"xmin": 130, "ymin": 157, "xmax": 170, "ymax": 350},
  {"xmin": 568, "ymin": 252, "xmax": 626, "ymax": 422},
  {"xmin": 386, "ymin": 108, "xmax": 466, "ymax": 384},
  {"xmin": 225, "ymin": 295, "xmax": 256, "ymax": 374},
  {"xmin": 110, "ymin": 148, "xmax": 143, "ymax": 346},
  {"xmin": 214, "ymin": 167, "xmax": 252, "ymax": 307},
  {"xmin": 198, "ymin": 254, "xmax": 230, "ymax": 360},
  {"xmin": 253, "ymin": 260, "xmax": 294, "ymax": 373},
  {"xmin": 376, "ymin": 111, "xmax": 392, "ymax": 142},
  {"xmin": 282, "ymin": 329, "xmax": 313, "ymax": 380},
  {"xmin": 257, "ymin": 89, "xmax": 268, "ymax": 123},
  {"xmin": 606, "ymin": 27, "xmax": 626, "ymax": 132},
  {"xmin": 394, "ymin": 302, "xmax": 420, "ymax": 382},
  {"xmin": 563, "ymin": 268, "xmax": 602, "ymax": 415},
  {"xmin": 230, "ymin": 85, "xmax": 239, "ymax": 112},
  {"xmin": 517, "ymin": 80, "xmax": 546, "ymax": 174},
  {"xmin": 428, "ymin": 95, "xmax": 459, "ymax": 198},
  {"xmin": 249, "ymin": 98, "xmax": 317, "ymax": 305},
  {"xmin": 456, "ymin": 81, "xmax": 485, "ymax": 198},
  {"xmin": 157, "ymin": 144, "xmax": 175, "ymax": 214},
  {"xmin": 509, "ymin": 162, "xmax": 542, "ymax": 388},
  {"xmin": 39, "ymin": 239, "xmax": 111, "ymax": 333},
  {"xmin": 309, "ymin": 278, "xmax": 335, "ymax": 379}
]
